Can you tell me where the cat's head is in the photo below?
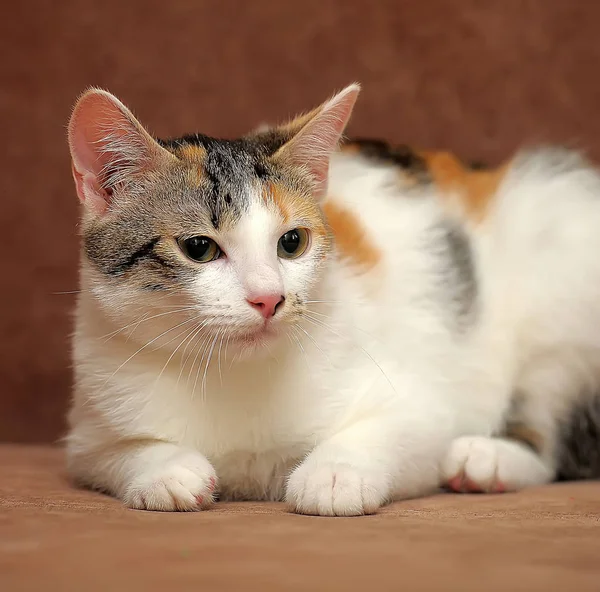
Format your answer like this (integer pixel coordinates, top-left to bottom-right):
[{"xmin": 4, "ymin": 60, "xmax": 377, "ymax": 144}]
[{"xmin": 68, "ymin": 84, "xmax": 359, "ymax": 356}]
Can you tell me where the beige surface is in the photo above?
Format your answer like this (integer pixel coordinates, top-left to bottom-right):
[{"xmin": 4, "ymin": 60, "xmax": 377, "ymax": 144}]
[{"xmin": 1, "ymin": 445, "xmax": 599, "ymax": 591}]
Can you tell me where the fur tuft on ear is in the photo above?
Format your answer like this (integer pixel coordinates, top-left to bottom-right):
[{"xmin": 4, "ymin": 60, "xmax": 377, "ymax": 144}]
[
  {"xmin": 67, "ymin": 88, "xmax": 174, "ymax": 215},
  {"xmin": 274, "ymin": 83, "xmax": 360, "ymax": 199}
]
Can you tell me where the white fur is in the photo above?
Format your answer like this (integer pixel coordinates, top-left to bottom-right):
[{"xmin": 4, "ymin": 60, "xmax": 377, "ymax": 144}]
[
  {"xmin": 67, "ymin": 147, "xmax": 600, "ymax": 515},
  {"xmin": 442, "ymin": 436, "xmax": 552, "ymax": 493}
]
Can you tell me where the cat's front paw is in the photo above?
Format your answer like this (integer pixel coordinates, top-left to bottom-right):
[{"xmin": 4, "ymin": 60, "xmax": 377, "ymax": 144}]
[
  {"xmin": 285, "ymin": 458, "xmax": 389, "ymax": 517},
  {"xmin": 441, "ymin": 436, "xmax": 553, "ymax": 494},
  {"xmin": 124, "ymin": 450, "xmax": 218, "ymax": 512}
]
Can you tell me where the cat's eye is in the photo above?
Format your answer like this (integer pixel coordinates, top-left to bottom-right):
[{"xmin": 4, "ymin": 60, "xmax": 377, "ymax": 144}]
[
  {"xmin": 178, "ymin": 236, "xmax": 221, "ymax": 263},
  {"xmin": 277, "ymin": 228, "xmax": 310, "ymax": 259}
]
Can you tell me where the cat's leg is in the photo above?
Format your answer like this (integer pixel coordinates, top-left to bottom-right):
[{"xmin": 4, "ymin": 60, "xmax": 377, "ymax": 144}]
[
  {"xmin": 67, "ymin": 438, "xmax": 218, "ymax": 511},
  {"xmin": 441, "ymin": 361, "xmax": 564, "ymax": 493},
  {"xmin": 285, "ymin": 406, "xmax": 452, "ymax": 516},
  {"xmin": 442, "ymin": 354, "xmax": 600, "ymax": 494},
  {"xmin": 441, "ymin": 436, "xmax": 554, "ymax": 493}
]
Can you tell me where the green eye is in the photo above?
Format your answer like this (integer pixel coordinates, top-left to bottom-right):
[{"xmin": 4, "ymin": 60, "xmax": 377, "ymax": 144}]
[
  {"xmin": 178, "ymin": 236, "xmax": 221, "ymax": 263},
  {"xmin": 277, "ymin": 228, "xmax": 310, "ymax": 259}
]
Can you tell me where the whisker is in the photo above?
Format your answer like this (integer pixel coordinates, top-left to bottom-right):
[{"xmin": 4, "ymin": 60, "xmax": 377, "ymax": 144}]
[
  {"xmin": 302, "ymin": 309, "xmax": 329, "ymax": 319},
  {"xmin": 201, "ymin": 331, "xmax": 220, "ymax": 402},
  {"xmin": 181, "ymin": 320, "xmax": 210, "ymax": 370},
  {"xmin": 190, "ymin": 330, "xmax": 215, "ymax": 400},
  {"xmin": 294, "ymin": 323, "xmax": 334, "ymax": 369},
  {"xmin": 99, "ymin": 316, "xmax": 198, "ymax": 392},
  {"xmin": 301, "ymin": 313, "xmax": 396, "ymax": 394},
  {"xmin": 217, "ymin": 329, "xmax": 226, "ymax": 387},
  {"xmin": 125, "ymin": 311, "xmax": 150, "ymax": 344},
  {"xmin": 289, "ymin": 326, "xmax": 311, "ymax": 374},
  {"xmin": 101, "ymin": 306, "xmax": 197, "ymax": 342},
  {"xmin": 305, "ymin": 307, "xmax": 384, "ymax": 346},
  {"xmin": 224, "ymin": 332, "xmax": 233, "ymax": 369},
  {"xmin": 176, "ymin": 320, "xmax": 209, "ymax": 392},
  {"xmin": 265, "ymin": 340, "xmax": 280, "ymax": 366},
  {"xmin": 304, "ymin": 300, "xmax": 363, "ymax": 305},
  {"xmin": 151, "ymin": 321, "xmax": 202, "ymax": 394}
]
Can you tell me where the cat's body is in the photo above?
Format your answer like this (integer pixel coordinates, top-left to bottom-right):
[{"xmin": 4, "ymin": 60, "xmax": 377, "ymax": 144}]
[{"xmin": 66, "ymin": 85, "xmax": 600, "ymax": 515}]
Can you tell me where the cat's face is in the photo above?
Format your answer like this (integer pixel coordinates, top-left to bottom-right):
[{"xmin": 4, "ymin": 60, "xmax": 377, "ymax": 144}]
[{"xmin": 69, "ymin": 86, "xmax": 359, "ymax": 356}]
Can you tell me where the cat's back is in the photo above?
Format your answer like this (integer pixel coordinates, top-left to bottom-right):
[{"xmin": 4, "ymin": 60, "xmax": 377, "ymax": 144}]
[
  {"xmin": 327, "ymin": 139, "xmax": 506, "ymax": 234},
  {"xmin": 328, "ymin": 140, "xmax": 600, "ymax": 270},
  {"xmin": 325, "ymin": 141, "xmax": 487, "ymax": 326},
  {"xmin": 326, "ymin": 140, "xmax": 600, "ymax": 345}
]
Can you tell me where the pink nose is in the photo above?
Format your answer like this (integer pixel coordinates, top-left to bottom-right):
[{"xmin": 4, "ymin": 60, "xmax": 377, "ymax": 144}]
[{"xmin": 246, "ymin": 294, "xmax": 285, "ymax": 319}]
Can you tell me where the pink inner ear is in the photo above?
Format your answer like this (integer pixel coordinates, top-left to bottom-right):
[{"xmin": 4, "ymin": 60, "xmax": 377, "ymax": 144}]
[
  {"xmin": 283, "ymin": 84, "xmax": 360, "ymax": 199},
  {"xmin": 71, "ymin": 163, "xmax": 111, "ymax": 215},
  {"xmin": 68, "ymin": 90, "xmax": 153, "ymax": 215}
]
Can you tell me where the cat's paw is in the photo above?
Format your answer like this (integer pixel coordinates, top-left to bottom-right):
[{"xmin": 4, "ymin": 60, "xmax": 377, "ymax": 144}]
[
  {"xmin": 285, "ymin": 459, "xmax": 389, "ymax": 517},
  {"xmin": 123, "ymin": 450, "xmax": 218, "ymax": 511},
  {"xmin": 441, "ymin": 436, "xmax": 553, "ymax": 494}
]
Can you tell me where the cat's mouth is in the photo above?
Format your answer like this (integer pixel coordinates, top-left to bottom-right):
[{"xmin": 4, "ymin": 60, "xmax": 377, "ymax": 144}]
[{"xmin": 234, "ymin": 324, "xmax": 278, "ymax": 348}]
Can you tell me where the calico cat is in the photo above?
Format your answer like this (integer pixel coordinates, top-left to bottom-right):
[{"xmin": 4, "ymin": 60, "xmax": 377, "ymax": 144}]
[{"xmin": 66, "ymin": 83, "xmax": 600, "ymax": 516}]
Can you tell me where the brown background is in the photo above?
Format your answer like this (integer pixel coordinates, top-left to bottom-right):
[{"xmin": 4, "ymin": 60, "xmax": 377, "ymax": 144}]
[{"xmin": 2, "ymin": 0, "xmax": 599, "ymax": 443}]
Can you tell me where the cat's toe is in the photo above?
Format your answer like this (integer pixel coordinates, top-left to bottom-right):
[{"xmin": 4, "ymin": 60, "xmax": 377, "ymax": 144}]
[
  {"xmin": 124, "ymin": 451, "xmax": 217, "ymax": 511},
  {"xmin": 442, "ymin": 436, "xmax": 552, "ymax": 493},
  {"xmin": 285, "ymin": 460, "xmax": 388, "ymax": 516},
  {"xmin": 442, "ymin": 436, "xmax": 502, "ymax": 493}
]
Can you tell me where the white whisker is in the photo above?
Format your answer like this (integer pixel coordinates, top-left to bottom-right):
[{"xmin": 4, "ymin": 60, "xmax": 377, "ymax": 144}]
[
  {"xmin": 217, "ymin": 329, "xmax": 226, "ymax": 387},
  {"xmin": 190, "ymin": 330, "xmax": 215, "ymax": 400},
  {"xmin": 301, "ymin": 313, "xmax": 396, "ymax": 394},
  {"xmin": 175, "ymin": 321, "xmax": 209, "ymax": 392},
  {"xmin": 290, "ymin": 326, "xmax": 311, "ymax": 374},
  {"xmin": 99, "ymin": 316, "xmax": 198, "ymax": 392},
  {"xmin": 151, "ymin": 321, "xmax": 202, "ymax": 394},
  {"xmin": 101, "ymin": 306, "xmax": 196, "ymax": 342},
  {"xmin": 294, "ymin": 323, "xmax": 334, "ymax": 369},
  {"xmin": 201, "ymin": 332, "xmax": 220, "ymax": 402}
]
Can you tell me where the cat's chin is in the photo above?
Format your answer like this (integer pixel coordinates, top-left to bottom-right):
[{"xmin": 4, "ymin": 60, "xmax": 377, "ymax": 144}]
[{"xmin": 228, "ymin": 325, "xmax": 282, "ymax": 360}]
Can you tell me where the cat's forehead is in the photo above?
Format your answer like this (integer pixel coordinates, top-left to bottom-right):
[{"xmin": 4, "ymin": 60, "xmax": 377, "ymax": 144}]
[
  {"xmin": 159, "ymin": 132, "xmax": 289, "ymax": 187},
  {"xmin": 157, "ymin": 134, "xmax": 286, "ymax": 230},
  {"xmin": 155, "ymin": 132, "xmax": 319, "ymax": 233}
]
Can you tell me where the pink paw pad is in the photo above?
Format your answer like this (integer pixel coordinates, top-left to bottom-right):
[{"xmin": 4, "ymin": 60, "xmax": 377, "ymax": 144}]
[
  {"xmin": 195, "ymin": 495, "xmax": 204, "ymax": 506},
  {"xmin": 208, "ymin": 477, "xmax": 216, "ymax": 492},
  {"xmin": 490, "ymin": 481, "xmax": 506, "ymax": 493},
  {"xmin": 447, "ymin": 476, "xmax": 464, "ymax": 492},
  {"xmin": 464, "ymin": 478, "xmax": 483, "ymax": 493}
]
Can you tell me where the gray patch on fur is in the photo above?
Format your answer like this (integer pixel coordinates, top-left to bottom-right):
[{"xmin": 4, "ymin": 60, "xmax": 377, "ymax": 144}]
[
  {"xmin": 158, "ymin": 131, "xmax": 295, "ymax": 229},
  {"xmin": 83, "ymin": 215, "xmax": 188, "ymax": 290},
  {"xmin": 430, "ymin": 221, "xmax": 478, "ymax": 330},
  {"xmin": 160, "ymin": 135, "xmax": 266, "ymax": 228},
  {"xmin": 557, "ymin": 392, "xmax": 600, "ymax": 481}
]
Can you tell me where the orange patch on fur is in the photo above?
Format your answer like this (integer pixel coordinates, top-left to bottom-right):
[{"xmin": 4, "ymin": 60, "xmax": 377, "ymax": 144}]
[
  {"xmin": 185, "ymin": 166, "xmax": 203, "ymax": 186},
  {"xmin": 174, "ymin": 145, "xmax": 207, "ymax": 185},
  {"xmin": 323, "ymin": 200, "xmax": 381, "ymax": 271},
  {"xmin": 263, "ymin": 182, "xmax": 292, "ymax": 223},
  {"xmin": 505, "ymin": 422, "xmax": 544, "ymax": 454},
  {"xmin": 420, "ymin": 151, "xmax": 509, "ymax": 223},
  {"xmin": 178, "ymin": 144, "xmax": 207, "ymax": 163},
  {"xmin": 339, "ymin": 142, "xmax": 361, "ymax": 155}
]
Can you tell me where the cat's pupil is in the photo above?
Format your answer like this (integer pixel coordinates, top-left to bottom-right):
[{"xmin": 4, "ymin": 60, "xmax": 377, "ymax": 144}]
[
  {"xmin": 186, "ymin": 237, "xmax": 210, "ymax": 259},
  {"xmin": 281, "ymin": 231, "xmax": 300, "ymax": 254}
]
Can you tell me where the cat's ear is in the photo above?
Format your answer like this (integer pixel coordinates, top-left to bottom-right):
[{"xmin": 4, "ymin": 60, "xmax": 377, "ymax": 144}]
[
  {"xmin": 67, "ymin": 88, "xmax": 175, "ymax": 215},
  {"xmin": 273, "ymin": 83, "xmax": 360, "ymax": 199}
]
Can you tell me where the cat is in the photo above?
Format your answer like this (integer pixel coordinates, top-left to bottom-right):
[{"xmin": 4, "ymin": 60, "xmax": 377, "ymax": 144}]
[{"xmin": 65, "ymin": 83, "xmax": 600, "ymax": 516}]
